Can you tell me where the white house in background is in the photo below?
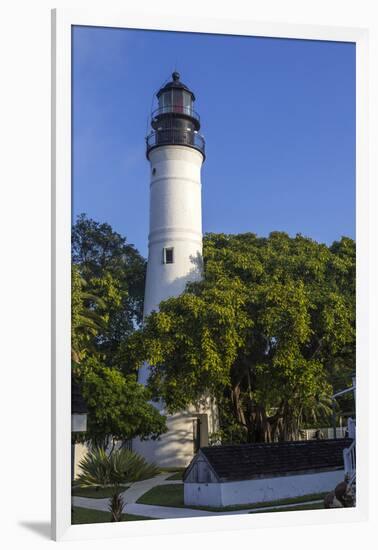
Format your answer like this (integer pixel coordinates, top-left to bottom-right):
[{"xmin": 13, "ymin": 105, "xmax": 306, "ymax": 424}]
[
  {"xmin": 183, "ymin": 439, "xmax": 352, "ymax": 507},
  {"xmin": 332, "ymin": 379, "xmax": 356, "ymax": 500},
  {"xmin": 133, "ymin": 72, "xmax": 218, "ymax": 468},
  {"xmin": 71, "ymin": 379, "xmax": 88, "ymax": 481}
]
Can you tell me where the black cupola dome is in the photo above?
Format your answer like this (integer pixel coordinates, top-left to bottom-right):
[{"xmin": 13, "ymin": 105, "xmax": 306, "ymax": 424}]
[{"xmin": 157, "ymin": 71, "xmax": 195, "ymax": 100}]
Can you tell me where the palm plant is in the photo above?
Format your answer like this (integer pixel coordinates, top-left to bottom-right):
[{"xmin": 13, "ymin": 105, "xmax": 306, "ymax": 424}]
[
  {"xmin": 72, "ymin": 265, "xmax": 106, "ymax": 364},
  {"xmin": 109, "ymin": 491, "xmax": 126, "ymax": 522},
  {"xmin": 300, "ymin": 391, "xmax": 333, "ymax": 428},
  {"xmin": 76, "ymin": 447, "xmax": 159, "ymax": 522},
  {"xmin": 76, "ymin": 446, "xmax": 113, "ymax": 487},
  {"xmin": 77, "ymin": 446, "xmax": 160, "ymax": 487}
]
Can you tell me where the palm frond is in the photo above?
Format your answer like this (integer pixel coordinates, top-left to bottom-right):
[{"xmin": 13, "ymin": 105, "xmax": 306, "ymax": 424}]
[{"xmin": 76, "ymin": 446, "xmax": 160, "ymax": 487}]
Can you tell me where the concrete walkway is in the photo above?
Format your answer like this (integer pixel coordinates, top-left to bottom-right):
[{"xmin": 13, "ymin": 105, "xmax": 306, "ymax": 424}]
[
  {"xmin": 72, "ymin": 474, "xmax": 323, "ymax": 519},
  {"xmin": 73, "ymin": 497, "xmax": 220, "ymax": 518},
  {"xmin": 120, "ymin": 473, "xmax": 182, "ymax": 504}
]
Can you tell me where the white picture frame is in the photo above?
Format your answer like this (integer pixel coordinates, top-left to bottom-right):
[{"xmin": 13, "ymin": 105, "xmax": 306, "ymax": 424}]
[{"xmin": 51, "ymin": 8, "xmax": 369, "ymax": 541}]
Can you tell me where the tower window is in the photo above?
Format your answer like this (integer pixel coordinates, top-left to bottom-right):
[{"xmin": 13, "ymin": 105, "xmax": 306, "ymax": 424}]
[{"xmin": 163, "ymin": 247, "xmax": 174, "ymax": 264}]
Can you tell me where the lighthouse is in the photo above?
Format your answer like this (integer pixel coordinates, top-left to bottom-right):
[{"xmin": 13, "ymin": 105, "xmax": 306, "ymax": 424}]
[{"xmin": 133, "ymin": 72, "xmax": 218, "ymax": 468}]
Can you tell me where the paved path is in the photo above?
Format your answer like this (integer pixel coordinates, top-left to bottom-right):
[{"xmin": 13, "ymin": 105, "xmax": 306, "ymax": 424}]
[
  {"xmin": 72, "ymin": 475, "xmax": 323, "ymax": 519},
  {"xmin": 73, "ymin": 497, "xmax": 220, "ymax": 518},
  {"xmin": 119, "ymin": 473, "xmax": 182, "ymax": 504}
]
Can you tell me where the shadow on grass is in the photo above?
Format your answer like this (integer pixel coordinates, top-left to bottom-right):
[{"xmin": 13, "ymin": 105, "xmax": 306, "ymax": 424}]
[
  {"xmin": 72, "ymin": 507, "xmax": 154, "ymax": 524},
  {"xmin": 72, "ymin": 485, "xmax": 129, "ymax": 499},
  {"xmin": 137, "ymin": 484, "xmax": 329, "ymax": 513}
]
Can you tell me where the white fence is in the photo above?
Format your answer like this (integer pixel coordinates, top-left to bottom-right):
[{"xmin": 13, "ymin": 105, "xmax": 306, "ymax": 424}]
[
  {"xmin": 343, "ymin": 439, "xmax": 356, "ymax": 484},
  {"xmin": 300, "ymin": 427, "xmax": 348, "ymax": 440}
]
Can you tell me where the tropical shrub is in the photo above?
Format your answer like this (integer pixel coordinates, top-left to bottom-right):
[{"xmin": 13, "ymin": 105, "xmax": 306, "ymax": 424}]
[{"xmin": 77, "ymin": 447, "xmax": 160, "ymax": 488}]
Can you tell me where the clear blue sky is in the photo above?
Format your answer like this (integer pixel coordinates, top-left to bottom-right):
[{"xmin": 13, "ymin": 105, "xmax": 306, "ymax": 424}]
[{"xmin": 72, "ymin": 26, "xmax": 355, "ymax": 258}]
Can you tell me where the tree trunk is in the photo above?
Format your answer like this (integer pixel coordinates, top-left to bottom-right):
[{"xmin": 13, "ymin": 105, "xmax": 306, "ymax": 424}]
[
  {"xmin": 231, "ymin": 384, "xmax": 247, "ymax": 430},
  {"xmin": 248, "ymin": 404, "xmax": 272, "ymax": 443},
  {"xmin": 230, "ymin": 384, "xmax": 273, "ymax": 443}
]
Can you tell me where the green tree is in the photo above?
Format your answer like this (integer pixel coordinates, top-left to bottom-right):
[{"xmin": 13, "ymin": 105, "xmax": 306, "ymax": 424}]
[
  {"xmin": 76, "ymin": 357, "xmax": 167, "ymax": 448},
  {"xmin": 72, "ymin": 214, "xmax": 146, "ymax": 367},
  {"xmin": 71, "ymin": 216, "xmax": 166, "ymax": 446},
  {"xmin": 125, "ymin": 232, "xmax": 355, "ymax": 443},
  {"xmin": 71, "ymin": 265, "xmax": 106, "ymax": 364}
]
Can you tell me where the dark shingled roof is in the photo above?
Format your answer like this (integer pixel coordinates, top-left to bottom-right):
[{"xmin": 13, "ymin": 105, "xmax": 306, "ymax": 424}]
[
  {"xmin": 71, "ymin": 378, "xmax": 88, "ymax": 415},
  {"xmin": 198, "ymin": 439, "xmax": 352, "ymax": 482}
]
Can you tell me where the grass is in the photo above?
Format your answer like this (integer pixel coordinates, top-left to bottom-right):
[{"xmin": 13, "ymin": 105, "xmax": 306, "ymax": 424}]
[
  {"xmin": 137, "ymin": 484, "xmax": 329, "ymax": 512},
  {"xmin": 166, "ymin": 472, "xmax": 184, "ymax": 481},
  {"xmin": 72, "ymin": 486, "xmax": 129, "ymax": 499},
  {"xmin": 159, "ymin": 467, "xmax": 186, "ymax": 473},
  {"xmin": 216, "ymin": 492, "xmax": 328, "ymax": 513},
  {"xmin": 138, "ymin": 484, "xmax": 184, "ymax": 507},
  {"xmin": 250, "ymin": 502, "xmax": 325, "ymax": 514},
  {"xmin": 71, "ymin": 507, "xmax": 154, "ymax": 524}
]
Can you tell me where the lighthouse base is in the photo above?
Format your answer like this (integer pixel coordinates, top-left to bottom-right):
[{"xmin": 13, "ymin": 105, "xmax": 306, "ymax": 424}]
[{"xmin": 133, "ymin": 400, "xmax": 219, "ymax": 469}]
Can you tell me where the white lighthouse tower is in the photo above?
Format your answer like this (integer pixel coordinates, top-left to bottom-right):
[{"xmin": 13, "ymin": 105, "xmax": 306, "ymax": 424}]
[{"xmin": 133, "ymin": 72, "xmax": 218, "ymax": 468}]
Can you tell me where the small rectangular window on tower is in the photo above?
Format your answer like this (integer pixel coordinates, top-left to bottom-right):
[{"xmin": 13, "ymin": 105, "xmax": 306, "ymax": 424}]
[{"xmin": 163, "ymin": 247, "xmax": 174, "ymax": 264}]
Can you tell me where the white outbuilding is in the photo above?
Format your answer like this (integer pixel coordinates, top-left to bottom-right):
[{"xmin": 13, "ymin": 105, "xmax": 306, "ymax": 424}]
[{"xmin": 183, "ymin": 439, "xmax": 352, "ymax": 507}]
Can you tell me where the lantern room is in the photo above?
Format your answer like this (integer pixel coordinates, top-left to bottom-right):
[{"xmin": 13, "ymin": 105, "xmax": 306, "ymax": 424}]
[
  {"xmin": 146, "ymin": 71, "xmax": 205, "ymax": 158},
  {"xmin": 156, "ymin": 71, "xmax": 197, "ymax": 123}
]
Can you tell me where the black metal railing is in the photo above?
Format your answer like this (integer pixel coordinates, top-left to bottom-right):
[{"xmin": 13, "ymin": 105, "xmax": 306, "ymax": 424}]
[
  {"xmin": 151, "ymin": 105, "xmax": 200, "ymax": 123},
  {"xmin": 146, "ymin": 128, "xmax": 205, "ymax": 156}
]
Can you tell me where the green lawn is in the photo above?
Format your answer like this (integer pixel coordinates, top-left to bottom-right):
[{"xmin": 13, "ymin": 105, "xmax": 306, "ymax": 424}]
[
  {"xmin": 250, "ymin": 502, "xmax": 325, "ymax": 514},
  {"xmin": 137, "ymin": 484, "xmax": 328, "ymax": 512},
  {"xmin": 72, "ymin": 486, "xmax": 129, "ymax": 499},
  {"xmin": 71, "ymin": 507, "xmax": 154, "ymax": 524},
  {"xmin": 138, "ymin": 484, "xmax": 184, "ymax": 507},
  {"xmin": 166, "ymin": 472, "xmax": 184, "ymax": 481},
  {"xmin": 159, "ymin": 467, "xmax": 186, "ymax": 473}
]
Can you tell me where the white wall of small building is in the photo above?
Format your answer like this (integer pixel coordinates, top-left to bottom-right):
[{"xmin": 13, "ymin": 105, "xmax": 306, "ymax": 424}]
[
  {"xmin": 72, "ymin": 442, "xmax": 89, "ymax": 479},
  {"xmin": 71, "ymin": 413, "xmax": 87, "ymax": 433},
  {"xmin": 184, "ymin": 470, "xmax": 344, "ymax": 507},
  {"xmin": 133, "ymin": 398, "xmax": 219, "ymax": 469}
]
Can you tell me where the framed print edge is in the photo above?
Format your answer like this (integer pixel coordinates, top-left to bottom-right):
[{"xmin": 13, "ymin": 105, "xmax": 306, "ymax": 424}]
[
  {"xmin": 355, "ymin": 27, "xmax": 370, "ymax": 524},
  {"xmin": 52, "ymin": 8, "xmax": 72, "ymax": 541},
  {"xmin": 51, "ymin": 8, "xmax": 369, "ymax": 542}
]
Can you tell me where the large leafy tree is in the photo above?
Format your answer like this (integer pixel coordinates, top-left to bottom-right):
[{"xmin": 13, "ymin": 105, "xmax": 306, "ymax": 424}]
[
  {"xmin": 71, "ymin": 215, "xmax": 166, "ymax": 445},
  {"xmin": 77, "ymin": 357, "xmax": 167, "ymax": 448},
  {"xmin": 71, "ymin": 264, "xmax": 106, "ymax": 364},
  {"xmin": 72, "ymin": 214, "xmax": 146, "ymax": 368},
  {"xmin": 124, "ymin": 232, "xmax": 355, "ymax": 443}
]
